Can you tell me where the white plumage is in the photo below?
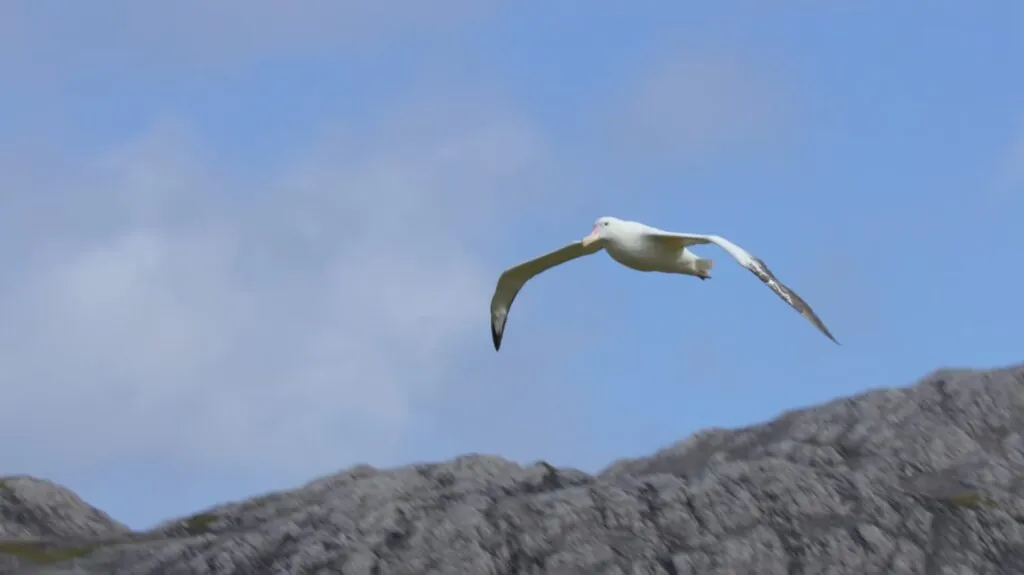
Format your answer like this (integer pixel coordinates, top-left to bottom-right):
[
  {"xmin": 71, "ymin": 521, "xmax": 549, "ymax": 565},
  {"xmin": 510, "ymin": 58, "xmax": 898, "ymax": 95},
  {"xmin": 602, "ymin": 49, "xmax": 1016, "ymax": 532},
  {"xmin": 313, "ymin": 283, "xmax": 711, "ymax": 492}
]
[{"xmin": 490, "ymin": 216, "xmax": 838, "ymax": 351}]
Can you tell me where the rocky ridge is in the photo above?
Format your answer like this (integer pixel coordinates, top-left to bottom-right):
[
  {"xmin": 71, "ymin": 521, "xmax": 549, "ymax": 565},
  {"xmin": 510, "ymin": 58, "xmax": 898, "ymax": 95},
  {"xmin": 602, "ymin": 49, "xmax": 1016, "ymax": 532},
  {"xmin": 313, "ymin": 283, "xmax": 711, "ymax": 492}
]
[{"xmin": 3, "ymin": 363, "xmax": 1024, "ymax": 574}]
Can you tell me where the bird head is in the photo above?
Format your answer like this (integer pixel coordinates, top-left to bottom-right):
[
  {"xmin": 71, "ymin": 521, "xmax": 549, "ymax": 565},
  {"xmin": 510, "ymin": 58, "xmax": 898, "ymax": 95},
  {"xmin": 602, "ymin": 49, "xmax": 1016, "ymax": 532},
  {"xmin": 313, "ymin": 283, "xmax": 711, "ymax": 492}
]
[{"xmin": 582, "ymin": 216, "xmax": 619, "ymax": 247}]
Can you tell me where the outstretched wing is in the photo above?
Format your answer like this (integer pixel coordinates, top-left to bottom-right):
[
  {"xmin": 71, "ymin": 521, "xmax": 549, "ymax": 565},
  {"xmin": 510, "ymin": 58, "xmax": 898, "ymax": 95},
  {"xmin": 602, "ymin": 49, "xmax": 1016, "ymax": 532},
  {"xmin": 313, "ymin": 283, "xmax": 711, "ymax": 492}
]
[
  {"xmin": 649, "ymin": 231, "xmax": 840, "ymax": 344},
  {"xmin": 490, "ymin": 241, "xmax": 603, "ymax": 351}
]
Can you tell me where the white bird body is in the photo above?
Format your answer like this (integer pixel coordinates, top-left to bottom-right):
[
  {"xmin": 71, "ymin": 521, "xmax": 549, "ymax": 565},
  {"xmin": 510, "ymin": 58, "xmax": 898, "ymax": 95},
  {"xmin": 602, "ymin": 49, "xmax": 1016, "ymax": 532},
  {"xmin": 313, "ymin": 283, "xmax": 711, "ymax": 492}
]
[
  {"xmin": 489, "ymin": 216, "xmax": 838, "ymax": 351},
  {"xmin": 599, "ymin": 219, "xmax": 706, "ymax": 275}
]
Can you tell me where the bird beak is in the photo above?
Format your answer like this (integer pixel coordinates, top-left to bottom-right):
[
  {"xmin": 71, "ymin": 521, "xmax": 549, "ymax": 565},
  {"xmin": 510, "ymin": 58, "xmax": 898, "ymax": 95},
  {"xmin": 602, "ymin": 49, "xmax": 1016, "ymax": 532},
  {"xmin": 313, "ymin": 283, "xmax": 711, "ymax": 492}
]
[{"xmin": 581, "ymin": 227, "xmax": 600, "ymax": 247}]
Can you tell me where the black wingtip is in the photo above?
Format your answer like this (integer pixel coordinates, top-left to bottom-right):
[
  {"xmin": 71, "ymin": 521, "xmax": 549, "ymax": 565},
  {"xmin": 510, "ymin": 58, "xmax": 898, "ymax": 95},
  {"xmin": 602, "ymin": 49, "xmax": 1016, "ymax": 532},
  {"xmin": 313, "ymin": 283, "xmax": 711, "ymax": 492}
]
[
  {"xmin": 815, "ymin": 327, "xmax": 839, "ymax": 343},
  {"xmin": 817, "ymin": 323, "xmax": 840, "ymax": 345},
  {"xmin": 491, "ymin": 324, "xmax": 502, "ymax": 352},
  {"xmin": 815, "ymin": 325, "xmax": 840, "ymax": 346}
]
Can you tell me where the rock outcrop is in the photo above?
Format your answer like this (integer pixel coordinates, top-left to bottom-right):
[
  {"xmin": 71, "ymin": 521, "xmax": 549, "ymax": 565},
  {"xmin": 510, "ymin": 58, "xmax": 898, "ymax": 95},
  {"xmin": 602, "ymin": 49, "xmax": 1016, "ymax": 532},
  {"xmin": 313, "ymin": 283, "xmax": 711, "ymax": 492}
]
[
  {"xmin": 0, "ymin": 476, "xmax": 129, "ymax": 573},
  {"xmin": 3, "ymin": 363, "xmax": 1024, "ymax": 574}
]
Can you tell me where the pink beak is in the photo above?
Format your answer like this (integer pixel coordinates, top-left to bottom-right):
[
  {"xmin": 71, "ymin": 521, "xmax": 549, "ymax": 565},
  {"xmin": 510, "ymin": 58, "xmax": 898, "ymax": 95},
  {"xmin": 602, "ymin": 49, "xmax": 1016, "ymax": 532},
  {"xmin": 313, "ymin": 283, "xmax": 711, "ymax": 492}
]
[{"xmin": 581, "ymin": 227, "xmax": 600, "ymax": 247}]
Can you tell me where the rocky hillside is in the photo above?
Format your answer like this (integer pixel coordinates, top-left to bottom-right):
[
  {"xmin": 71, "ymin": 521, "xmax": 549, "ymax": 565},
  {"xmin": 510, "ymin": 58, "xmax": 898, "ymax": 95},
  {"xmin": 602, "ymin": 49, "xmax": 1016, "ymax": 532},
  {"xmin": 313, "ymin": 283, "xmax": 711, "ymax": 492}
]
[{"xmin": 3, "ymin": 363, "xmax": 1024, "ymax": 574}]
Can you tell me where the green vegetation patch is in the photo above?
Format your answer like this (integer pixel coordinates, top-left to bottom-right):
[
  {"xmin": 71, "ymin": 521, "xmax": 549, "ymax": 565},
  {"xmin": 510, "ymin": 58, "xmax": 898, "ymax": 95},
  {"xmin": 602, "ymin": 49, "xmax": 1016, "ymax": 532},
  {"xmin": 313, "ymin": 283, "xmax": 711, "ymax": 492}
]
[
  {"xmin": 943, "ymin": 491, "xmax": 998, "ymax": 509},
  {"xmin": 182, "ymin": 512, "xmax": 218, "ymax": 535},
  {"xmin": 0, "ymin": 541, "xmax": 96, "ymax": 565}
]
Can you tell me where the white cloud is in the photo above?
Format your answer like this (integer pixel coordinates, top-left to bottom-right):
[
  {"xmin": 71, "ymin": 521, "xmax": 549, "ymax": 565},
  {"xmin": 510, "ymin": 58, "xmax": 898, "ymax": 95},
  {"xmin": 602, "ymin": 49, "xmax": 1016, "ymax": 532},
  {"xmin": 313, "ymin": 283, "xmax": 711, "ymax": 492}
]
[
  {"xmin": 0, "ymin": 101, "xmax": 545, "ymax": 480},
  {"xmin": 0, "ymin": 16, "xmax": 804, "ymax": 499}
]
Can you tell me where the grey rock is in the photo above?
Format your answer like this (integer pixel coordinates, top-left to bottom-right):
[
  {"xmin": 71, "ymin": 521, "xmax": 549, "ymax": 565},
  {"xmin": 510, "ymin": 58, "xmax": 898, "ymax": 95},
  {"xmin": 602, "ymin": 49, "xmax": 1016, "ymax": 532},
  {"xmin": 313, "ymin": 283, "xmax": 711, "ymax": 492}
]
[
  {"xmin": 0, "ymin": 476, "xmax": 128, "ymax": 539},
  {"xmin": 3, "ymin": 363, "xmax": 1024, "ymax": 574},
  {"xmin": 0, "ymin": 476, "xmax": 129, "ymax": 573}
]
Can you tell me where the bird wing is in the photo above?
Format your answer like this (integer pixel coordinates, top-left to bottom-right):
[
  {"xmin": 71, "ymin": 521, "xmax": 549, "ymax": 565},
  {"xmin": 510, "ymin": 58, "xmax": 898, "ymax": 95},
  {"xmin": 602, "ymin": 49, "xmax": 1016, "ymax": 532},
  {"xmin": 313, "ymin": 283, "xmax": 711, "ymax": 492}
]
[
  {"xmin": 490, "ymin": 241, "xmax": 603, "ymax": 351},
  {"xmin": 648, "ymin": 231, "xmax": 840, "ymax": 344}
]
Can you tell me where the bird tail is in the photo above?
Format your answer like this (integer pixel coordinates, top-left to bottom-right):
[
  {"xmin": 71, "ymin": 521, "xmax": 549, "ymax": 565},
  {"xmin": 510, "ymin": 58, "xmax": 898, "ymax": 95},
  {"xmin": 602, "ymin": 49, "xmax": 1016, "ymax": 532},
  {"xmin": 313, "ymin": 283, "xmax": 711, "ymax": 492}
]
[{"xmin": 695, "ymin": 258, "xmax": 713, "ymax": 278}]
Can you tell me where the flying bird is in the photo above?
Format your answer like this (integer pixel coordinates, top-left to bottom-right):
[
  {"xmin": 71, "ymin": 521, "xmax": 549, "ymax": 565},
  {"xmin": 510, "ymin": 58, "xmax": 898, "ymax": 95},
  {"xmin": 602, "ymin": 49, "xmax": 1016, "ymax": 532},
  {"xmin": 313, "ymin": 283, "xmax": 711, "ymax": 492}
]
[{"xmin": 490, "ymin": 216, "xmax": 839, "ymax": 351}]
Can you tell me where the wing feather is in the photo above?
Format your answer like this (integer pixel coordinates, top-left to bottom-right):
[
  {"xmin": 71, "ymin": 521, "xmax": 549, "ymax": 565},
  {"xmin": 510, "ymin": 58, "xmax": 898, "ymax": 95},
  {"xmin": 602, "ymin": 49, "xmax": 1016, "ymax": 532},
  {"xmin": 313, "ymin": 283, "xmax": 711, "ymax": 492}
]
[
  {"xmin": 648, "ymin": 231, "xmax": 839, "ymax": 344},
  {"xmin": 490, "ymin": 241, "xmax": 602, "ymax": 351}
]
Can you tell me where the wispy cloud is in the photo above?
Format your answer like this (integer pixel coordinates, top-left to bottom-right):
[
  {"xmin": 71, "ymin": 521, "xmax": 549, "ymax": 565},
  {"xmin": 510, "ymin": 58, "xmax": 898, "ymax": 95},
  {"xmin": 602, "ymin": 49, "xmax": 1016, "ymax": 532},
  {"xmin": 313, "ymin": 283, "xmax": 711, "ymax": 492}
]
[
  {"xmin": 0, "ymin": 96, "xmax": 546, "ymax": 480},
  {"xmin": 0, "ymin": 4, "xmax": 825, "ymax": 517}
]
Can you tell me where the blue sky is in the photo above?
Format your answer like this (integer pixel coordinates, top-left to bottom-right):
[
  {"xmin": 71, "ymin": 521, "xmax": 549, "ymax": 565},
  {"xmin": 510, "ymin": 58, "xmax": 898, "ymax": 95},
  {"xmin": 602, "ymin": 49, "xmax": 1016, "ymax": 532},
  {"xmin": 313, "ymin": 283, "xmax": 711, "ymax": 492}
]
[{"xmin": 1, "ymin": 2, "xmax": 1022, "ymax": 530}]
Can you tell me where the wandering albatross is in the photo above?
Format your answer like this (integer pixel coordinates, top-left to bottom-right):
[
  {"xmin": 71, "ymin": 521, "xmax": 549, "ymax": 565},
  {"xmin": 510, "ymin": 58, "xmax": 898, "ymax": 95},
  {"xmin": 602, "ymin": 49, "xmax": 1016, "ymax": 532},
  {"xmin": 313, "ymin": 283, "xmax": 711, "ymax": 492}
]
[{"xmin": 490, "ymin": 216, "xmax": 839, "ymax": 351}]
